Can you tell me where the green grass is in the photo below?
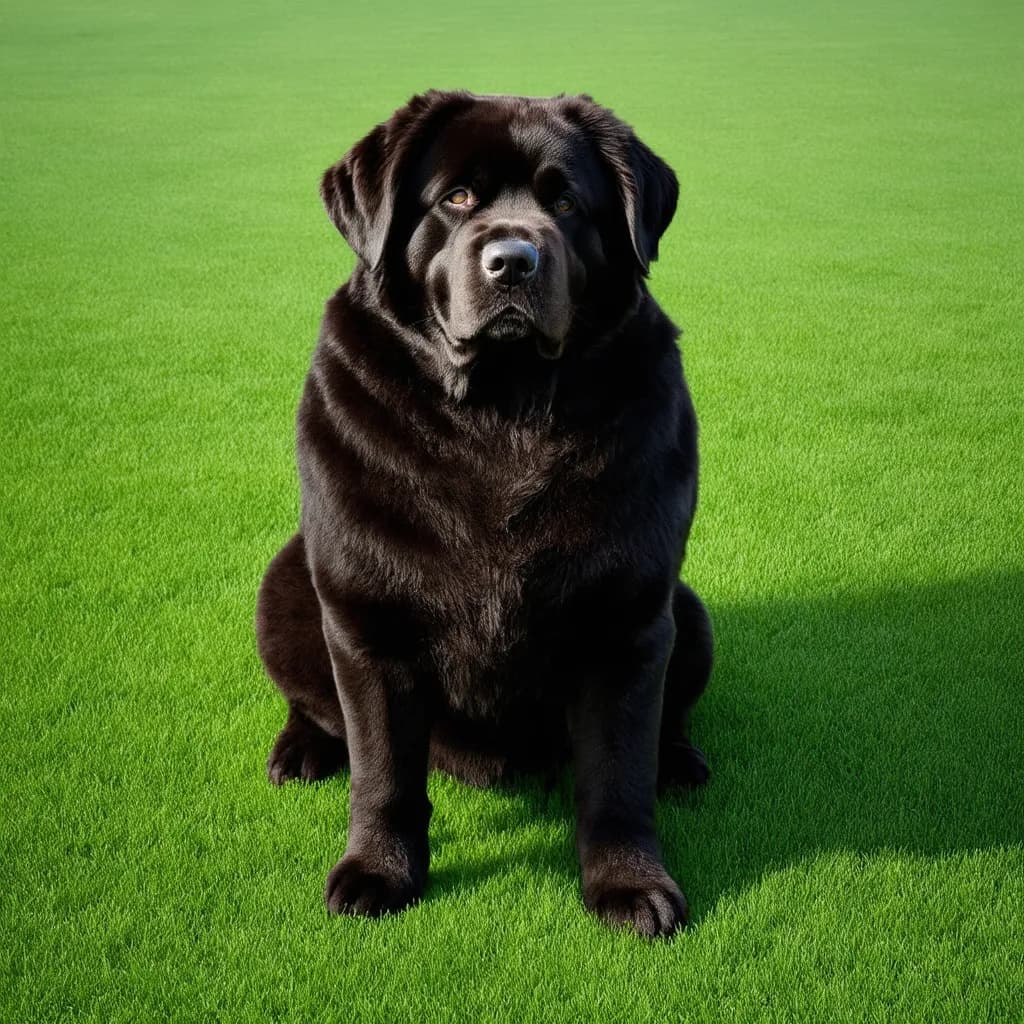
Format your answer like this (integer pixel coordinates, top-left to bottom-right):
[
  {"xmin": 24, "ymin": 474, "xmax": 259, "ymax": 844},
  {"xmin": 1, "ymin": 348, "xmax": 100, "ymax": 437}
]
[{"xmin": 3, "ymin": 0, "xmax": 1023, "ymax": 1020}]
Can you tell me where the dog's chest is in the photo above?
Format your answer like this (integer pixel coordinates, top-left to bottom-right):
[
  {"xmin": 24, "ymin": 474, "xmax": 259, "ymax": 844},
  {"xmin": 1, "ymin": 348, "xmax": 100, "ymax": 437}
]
[
  {"xmin": 420, "ymin": 422, "xmax": 600, "ymax": 711},
  {"xmin": 462, "ymin": 427, "xmax": 565, "ymax": 530}
]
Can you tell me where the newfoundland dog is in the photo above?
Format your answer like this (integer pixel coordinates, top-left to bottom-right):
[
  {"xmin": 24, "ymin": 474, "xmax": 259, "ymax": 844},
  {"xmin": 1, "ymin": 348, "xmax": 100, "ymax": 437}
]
[{"xmin": 255, "ymin": 91, "xmax": 712, "ymax": 937}]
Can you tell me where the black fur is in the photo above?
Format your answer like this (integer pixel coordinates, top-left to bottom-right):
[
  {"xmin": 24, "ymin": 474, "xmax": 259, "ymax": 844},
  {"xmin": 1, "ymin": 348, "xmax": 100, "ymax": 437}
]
[{"xmin": 255, "ymin": 91, "xmax": 713, "ymax": 937}]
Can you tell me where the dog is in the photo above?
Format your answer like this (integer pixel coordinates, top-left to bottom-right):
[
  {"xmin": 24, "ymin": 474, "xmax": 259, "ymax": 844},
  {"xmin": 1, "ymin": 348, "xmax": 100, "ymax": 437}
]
[{"xmin": 255, "ymin": 91, "xmax": 713, "ymax": 937}]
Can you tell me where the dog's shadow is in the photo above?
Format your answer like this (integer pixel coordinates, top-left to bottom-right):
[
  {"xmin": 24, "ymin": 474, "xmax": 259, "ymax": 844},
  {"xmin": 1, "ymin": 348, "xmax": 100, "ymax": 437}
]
[{"xmin": 427, "ymin": 570, "xmax": 1024, "ymax": 921}]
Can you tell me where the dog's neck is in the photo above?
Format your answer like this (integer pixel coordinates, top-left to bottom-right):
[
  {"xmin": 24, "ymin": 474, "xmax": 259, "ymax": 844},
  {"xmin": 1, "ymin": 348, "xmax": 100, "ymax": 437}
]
[{"xmin": 433, "ymin": 339, "xmax": 557, "ymax": 414}]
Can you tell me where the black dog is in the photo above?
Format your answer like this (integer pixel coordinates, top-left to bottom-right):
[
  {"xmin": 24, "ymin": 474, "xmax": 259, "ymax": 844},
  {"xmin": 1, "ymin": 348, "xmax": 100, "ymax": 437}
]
[{"xmin": 255, "ymin": 91, "xmax": 712, "ymax": 937}]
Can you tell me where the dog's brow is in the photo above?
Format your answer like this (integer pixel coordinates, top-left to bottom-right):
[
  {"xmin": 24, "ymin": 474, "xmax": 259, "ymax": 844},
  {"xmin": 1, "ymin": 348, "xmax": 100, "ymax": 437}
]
[{"xmin": 419, "ymin": 162, "xmax": 478, "ymax": 206}]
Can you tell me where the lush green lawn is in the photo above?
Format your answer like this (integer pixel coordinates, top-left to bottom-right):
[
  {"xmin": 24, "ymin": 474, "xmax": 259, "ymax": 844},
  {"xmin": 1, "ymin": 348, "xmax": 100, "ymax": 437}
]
[{"xmin": 3, "ymin": 0, "xmax": 1023, "ymax": 1020}]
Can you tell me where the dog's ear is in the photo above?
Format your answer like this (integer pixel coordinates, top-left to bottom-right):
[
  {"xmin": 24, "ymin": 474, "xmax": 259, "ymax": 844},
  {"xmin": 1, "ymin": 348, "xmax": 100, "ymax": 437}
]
[
  {"xmin": 619, "ymin": 135, "xmax": 679, "ymax": 273},
  {"xmin": 320, "ymin": 120, "xmax": 393, "ymax": 268},
  {"xmin": 562, "ymin": 96, "xmax": 679, "ymax": 275},
  {"xmin": 320, "ymin": 91, "xmax": 472, "ymax": 269}
]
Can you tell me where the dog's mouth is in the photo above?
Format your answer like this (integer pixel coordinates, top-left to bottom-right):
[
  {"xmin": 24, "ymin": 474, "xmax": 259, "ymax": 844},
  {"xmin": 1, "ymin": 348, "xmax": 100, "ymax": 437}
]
[
  {"xmin": 449, "ymin": 307, "xmax": 565, "ymax": 362},
  {"xmin": 482, "ymin": 307, "xmax": 532, "ymax": 341}
]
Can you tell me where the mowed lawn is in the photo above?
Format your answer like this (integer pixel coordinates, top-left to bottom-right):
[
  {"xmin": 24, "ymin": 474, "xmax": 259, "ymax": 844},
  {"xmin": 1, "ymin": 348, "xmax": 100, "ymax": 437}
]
[{"xmin": 2, "ymin": 0, "xmax": 1023, "ymax": 1020}]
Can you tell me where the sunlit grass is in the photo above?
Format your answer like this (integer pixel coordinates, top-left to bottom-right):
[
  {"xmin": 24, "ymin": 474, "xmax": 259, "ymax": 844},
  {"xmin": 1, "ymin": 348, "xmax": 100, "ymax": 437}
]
[{"xmin": 2, "ymin": 0, "xmax": 1022, "ymax": 1020}]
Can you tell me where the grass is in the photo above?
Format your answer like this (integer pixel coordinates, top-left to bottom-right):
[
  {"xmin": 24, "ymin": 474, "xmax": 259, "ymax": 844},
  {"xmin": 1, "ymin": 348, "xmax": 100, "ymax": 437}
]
[{"xmin": 2, "ymin": 0, "xmax": 1023, "ymax": 1020}]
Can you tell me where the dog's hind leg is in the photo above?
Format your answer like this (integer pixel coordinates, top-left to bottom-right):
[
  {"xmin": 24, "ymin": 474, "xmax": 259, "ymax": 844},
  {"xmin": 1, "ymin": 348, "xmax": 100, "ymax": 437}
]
[
  {"xmin": 256, "ymin": 532, "xmax": 348, "ymax": 784},
  {"xmin": 658, "ymin": 581, "xmax": 713, "ymax": 789}
]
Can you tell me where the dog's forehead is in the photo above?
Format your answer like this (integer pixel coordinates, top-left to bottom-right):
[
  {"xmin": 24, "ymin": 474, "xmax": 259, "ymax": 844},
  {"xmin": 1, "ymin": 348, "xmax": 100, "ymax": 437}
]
[{"xmin": 430, "ymin": 98, "xmax": 585, "ymax": 178}]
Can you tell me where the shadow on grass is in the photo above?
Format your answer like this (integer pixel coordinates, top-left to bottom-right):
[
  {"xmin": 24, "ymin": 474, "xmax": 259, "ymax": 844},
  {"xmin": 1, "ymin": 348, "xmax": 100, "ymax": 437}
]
[{"xmin": 427, "ymin": 571, "xmax": 1024, "ymax": 919}]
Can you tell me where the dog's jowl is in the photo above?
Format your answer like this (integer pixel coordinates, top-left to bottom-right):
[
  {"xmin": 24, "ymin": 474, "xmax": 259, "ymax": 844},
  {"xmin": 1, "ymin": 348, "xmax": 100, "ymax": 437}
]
[{"xmin": 255, "ymin": 91, "xmax": 713, "ymax": 937}]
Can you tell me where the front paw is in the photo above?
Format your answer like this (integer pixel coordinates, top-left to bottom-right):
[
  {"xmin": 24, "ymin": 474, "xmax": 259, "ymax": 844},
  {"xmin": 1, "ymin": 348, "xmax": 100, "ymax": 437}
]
[
  {"xmin": 324, "ymin": 854, "xmax": 423, "ymax": 918},
  {"xmin": 583, "ymin": 851, "xmax": 688, "ymax": 938}
]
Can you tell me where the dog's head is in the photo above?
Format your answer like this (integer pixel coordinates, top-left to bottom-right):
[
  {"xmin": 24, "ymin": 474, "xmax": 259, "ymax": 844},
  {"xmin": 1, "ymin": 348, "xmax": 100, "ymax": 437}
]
[{"xmin": 321, "ymin": 91, "xmax": 677, "ymax": 369}]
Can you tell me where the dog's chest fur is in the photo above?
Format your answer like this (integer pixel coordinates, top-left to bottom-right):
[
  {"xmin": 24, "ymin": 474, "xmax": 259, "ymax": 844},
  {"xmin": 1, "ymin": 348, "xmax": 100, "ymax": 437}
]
[
  {"xmin": 408, "ymin": 407, "xmax": 606, "ymax": 713},
  {"xmin": 300, "ymin": 324, "xmax": 611, "ymax": 714},
  {"xmin": 425, "ymin": 415, "xmax": 598, "ymax": 708}
]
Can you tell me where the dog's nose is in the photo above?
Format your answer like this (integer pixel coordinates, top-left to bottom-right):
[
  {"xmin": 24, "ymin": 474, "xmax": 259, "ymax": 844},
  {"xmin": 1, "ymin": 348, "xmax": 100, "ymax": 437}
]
[{"xmin": 481, "ymin": 239, "xmax": 539, "ymax": 287}]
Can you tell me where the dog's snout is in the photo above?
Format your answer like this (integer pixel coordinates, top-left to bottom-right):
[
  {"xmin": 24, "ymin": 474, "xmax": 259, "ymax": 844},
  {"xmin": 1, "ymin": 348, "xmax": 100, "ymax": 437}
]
[{"xmin": 481, "ymin": 239, "xmax": 539, "ymax": 287}]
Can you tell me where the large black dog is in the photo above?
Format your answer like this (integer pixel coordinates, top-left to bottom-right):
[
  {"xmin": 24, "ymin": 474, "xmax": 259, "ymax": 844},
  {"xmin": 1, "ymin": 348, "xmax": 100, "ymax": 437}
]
[{"xmin": 255, "ymin": 91, "xmax": 712, "ymax": 937}]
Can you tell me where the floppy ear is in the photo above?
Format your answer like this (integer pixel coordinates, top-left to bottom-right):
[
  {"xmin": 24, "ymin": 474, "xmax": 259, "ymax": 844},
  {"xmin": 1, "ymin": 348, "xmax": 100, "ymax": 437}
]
[
  {"xmin": 320, "ymin": 121, "xmax": 393, "ymax": 268},
  {"xmin": 561, "ymin": 96, "xmax": 679, "ymax": 275},
  {"xmin": 620, "ymin": 136, "xmax": 679, "ymax": 273},
  {"xmin": 320, "ymin": 90, "xmax": 472, "ymax": 269}
]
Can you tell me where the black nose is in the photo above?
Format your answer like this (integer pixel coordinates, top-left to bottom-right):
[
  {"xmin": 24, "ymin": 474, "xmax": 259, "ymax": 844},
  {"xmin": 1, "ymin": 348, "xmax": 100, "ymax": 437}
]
[{"xmin": 481, "ymin": 238, "xmax": 539, "ymax": 287}]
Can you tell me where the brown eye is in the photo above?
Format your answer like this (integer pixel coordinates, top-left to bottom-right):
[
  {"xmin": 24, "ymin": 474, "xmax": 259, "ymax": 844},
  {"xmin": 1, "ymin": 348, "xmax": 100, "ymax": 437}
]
[
  {"xmin": 445, "ymin": 188, "xmax": 474, "ymax": 207},
  {"xmin": 554, "ymin": 193, "xmax": 576, "ymax": 215}
]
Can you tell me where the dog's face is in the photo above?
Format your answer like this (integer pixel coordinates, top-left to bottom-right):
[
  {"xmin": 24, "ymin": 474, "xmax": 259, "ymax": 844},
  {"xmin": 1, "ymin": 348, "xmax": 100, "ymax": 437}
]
[{"xmin": 321, "ymin": 92, "xmax": 678, "ymax": 371}]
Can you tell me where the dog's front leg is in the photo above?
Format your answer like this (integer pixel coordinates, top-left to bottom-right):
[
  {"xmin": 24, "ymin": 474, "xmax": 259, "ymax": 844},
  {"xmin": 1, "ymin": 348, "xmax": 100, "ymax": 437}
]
[
  {"xmin": 568, "ymin": 610, "xmax": 688, "ymax": 937},
  {"xmin": 319, "ymin": 608, "xmax": 432, "ymax": 917}
]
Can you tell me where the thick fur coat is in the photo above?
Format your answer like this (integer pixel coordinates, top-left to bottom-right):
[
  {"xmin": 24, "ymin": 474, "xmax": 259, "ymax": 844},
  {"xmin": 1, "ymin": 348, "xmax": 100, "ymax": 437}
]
[{"xmin": 256, "ymin": 91, "xmax": 712, "ymax": 937}]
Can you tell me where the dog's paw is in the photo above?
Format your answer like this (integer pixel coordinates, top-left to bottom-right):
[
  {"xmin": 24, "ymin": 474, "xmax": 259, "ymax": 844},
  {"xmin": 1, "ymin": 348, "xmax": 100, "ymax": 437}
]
[
  {"xmin": 584, "ymin": 858, "xmax": 688, "ymax": 938},
  {"xmin": 659, "ymin": 741, "xmax": 710, "ymax": 790},
  {"xmin": 324, "ymin": 855, "xmax": 423, "ymax": 918},
  {"xmin": 267, "ymin": 718, "xmax": 346, "ymax": 786}
]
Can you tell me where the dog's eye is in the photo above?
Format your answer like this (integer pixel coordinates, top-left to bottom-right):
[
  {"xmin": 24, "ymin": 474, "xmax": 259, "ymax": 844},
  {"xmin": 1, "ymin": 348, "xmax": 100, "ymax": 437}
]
[
  {"xmin": 444, "ymin": 188, "xmax": 475, "ymax": 208},
  {"xmin": 553, "ymin": 193, "xmax": 576, "ymax": 215}
]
